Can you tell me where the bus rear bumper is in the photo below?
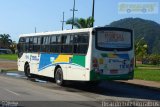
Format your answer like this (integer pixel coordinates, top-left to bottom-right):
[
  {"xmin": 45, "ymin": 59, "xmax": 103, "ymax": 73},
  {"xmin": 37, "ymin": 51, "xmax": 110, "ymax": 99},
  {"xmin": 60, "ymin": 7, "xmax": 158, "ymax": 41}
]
[{"xmin": 90, "ymin": 71, "xmax": 134, "ymax": 81}]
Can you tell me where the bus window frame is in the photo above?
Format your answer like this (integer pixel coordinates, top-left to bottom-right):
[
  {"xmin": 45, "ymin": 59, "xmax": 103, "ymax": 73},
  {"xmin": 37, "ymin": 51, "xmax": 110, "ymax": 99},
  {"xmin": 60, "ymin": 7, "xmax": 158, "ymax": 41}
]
[{"xmin": 18, "ymin": 32, "xmax": 90, "ymax": 55}]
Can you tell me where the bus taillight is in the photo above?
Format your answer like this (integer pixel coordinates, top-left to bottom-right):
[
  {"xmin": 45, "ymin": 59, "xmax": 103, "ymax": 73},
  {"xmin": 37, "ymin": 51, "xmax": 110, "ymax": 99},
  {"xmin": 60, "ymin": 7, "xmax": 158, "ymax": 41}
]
[
  {"xmin": 92, "ymin": 58, "xmax": 98, "ymax": 68},
  {"xmin": 129, "ymin": 58, "xmax": 134, "ymax": 72}
]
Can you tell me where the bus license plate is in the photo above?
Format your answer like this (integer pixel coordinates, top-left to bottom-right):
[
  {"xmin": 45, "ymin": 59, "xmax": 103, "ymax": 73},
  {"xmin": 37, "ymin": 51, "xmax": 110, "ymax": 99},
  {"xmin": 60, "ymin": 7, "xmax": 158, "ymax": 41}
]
[{"xmin": 110, "ymin": 70, "xmax": 118, "ymax": 74}]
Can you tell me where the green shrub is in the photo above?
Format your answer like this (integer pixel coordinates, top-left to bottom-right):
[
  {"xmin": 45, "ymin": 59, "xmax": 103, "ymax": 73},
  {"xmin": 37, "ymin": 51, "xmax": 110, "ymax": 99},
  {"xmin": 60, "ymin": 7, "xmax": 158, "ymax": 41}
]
[{"xmin": 148, "ymin": 54, "xmax": 160, "ymax": 65}]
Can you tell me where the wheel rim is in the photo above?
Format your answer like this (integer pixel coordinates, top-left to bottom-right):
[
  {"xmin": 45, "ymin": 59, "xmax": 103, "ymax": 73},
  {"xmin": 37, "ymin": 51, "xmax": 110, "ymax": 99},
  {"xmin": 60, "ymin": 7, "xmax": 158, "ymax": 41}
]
[{"xmin": 56, "ymin": 70, "xmax": 62, "ymax": 84}]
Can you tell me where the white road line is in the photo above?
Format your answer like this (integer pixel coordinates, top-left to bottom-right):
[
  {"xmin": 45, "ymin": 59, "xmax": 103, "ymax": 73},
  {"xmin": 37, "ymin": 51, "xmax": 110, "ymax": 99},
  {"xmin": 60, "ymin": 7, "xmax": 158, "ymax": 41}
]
[{"xmin": 4, "ymin": 89, "xmax": 20, "ymax": 96}]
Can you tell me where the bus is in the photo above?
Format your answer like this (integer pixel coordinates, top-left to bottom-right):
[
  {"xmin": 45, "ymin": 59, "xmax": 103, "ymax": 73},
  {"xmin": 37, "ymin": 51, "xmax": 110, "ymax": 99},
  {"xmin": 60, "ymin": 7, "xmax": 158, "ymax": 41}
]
[{"xmin": 17, "ymin": 27, "xmax": 134, "ymax": 86}]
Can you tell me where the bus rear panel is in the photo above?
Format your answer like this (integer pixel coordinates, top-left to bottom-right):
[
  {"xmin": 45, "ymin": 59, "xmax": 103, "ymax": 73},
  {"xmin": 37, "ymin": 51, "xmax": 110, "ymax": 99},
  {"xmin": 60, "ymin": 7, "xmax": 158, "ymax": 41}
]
[{"xmin": 90, "ymin": 27, "xmax": 134, "ymax": 81}]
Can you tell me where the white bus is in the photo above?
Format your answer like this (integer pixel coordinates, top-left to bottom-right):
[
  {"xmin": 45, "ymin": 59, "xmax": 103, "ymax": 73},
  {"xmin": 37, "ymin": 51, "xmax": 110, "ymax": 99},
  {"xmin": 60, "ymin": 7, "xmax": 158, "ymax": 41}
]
[{"xmin": 17, "ymin": 27, "xmax": 134, "ymax": 86}]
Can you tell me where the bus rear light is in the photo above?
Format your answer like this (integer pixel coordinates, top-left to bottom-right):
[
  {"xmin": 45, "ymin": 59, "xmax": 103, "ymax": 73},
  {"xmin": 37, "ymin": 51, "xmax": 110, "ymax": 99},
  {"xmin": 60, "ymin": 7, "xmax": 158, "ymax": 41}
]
[
  {"xmin": 131, "ymin": 58, "xmax": 134, "ymax": 64},
  {"xmin": 129, "ymin": 58, "xmax": 134, "ymax": 72},
  {"xmin": 93, "ymin": 64, "xmax": 98, "ymax": 67},
  {"xmin": 92, "ymin": 58, "xmax": 99, "ymax": 73},
  {"xmin": 92, "ymin": 58, "xmax": 99, "ymax": 68},
  {"xmin": 93, "ymin": 59, "xmax": 98, "ymax": 63}
]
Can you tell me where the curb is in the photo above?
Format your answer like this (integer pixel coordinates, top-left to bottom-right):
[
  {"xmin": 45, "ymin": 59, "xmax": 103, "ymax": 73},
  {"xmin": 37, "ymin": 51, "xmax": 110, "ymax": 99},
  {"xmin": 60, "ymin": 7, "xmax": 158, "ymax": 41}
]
[
  {"xmin": 117, "ymin": 81, "xmax": 160, "ymax": 91},
  {"xmin": 0, "ymin": 69, "xmax": 18, "ymax": 73}
]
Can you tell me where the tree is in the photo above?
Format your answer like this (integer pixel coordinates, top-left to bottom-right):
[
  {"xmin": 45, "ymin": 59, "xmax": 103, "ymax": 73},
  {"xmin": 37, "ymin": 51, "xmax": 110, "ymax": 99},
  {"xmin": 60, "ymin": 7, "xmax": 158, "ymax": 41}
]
[
  {"xmin": 0, "ymin": 34, "xmax": 12, "ymax": 48},
  {"xmin": 66, "ymin": 17, "xmax": 94, "ymax": 28},
  {"xmin": 10, "ymin": 41, "xmax": 17, "ymax": 53},
  {"xmin": 135, "ymin": 38, "xmax": 148, "ymax": 66}
]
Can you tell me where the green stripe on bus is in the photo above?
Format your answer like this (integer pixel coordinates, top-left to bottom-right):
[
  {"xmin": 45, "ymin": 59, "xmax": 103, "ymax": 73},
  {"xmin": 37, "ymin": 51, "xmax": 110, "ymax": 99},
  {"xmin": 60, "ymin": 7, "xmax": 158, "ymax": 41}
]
[{"xmin": 72, "ymin": 55, "xmax": 85, "ymax": 67}]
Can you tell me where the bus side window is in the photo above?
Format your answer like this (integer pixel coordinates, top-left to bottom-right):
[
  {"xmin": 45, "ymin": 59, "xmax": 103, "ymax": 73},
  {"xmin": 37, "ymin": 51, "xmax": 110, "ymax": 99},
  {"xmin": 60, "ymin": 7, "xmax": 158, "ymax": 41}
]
[
  {"xmin": 73, "ymin": 33, "xmax": 89, "ymax": 54},
  {"xmin": 19, "ymin": 37, "xmax": 26, "ymax": 43},
  {"xmin": 50, "ymin": 35, "xmax": 61, "ymax": 53},
  {"xmin": 29, "ymin": 37, "xmax": 33, "ymax": 52},
  {"xmin": 25, "ymin": 37, "xmax": 29, "ymax": 52},
  {"xmin": 73, "ymin": 35, "xmax": 78, "ymax": 43},
  {"xmin": 33, "ymin": 37, "xmax": 38, "ymax": 52},
  {"xmin": 40, "ymin": 37, "xmax": 44, "ymax": 52},
  {"xmin": 18, "ymin": 37, "xmax": 26, "ymax": 53},
  {"xmin": 41, "ymin": 36, "xmax": 50, "ymax": 53},
  {"xmin": 61, "ymin": 35, "xmax": 72, "ymax": 53}
]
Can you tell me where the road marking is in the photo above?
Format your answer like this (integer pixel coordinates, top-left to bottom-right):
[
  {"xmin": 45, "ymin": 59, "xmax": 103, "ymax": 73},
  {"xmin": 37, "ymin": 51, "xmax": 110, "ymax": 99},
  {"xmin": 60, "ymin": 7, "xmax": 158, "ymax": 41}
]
[{"xmin": 4, "ymin": 89, "xmax": 20, "ymax": 96}]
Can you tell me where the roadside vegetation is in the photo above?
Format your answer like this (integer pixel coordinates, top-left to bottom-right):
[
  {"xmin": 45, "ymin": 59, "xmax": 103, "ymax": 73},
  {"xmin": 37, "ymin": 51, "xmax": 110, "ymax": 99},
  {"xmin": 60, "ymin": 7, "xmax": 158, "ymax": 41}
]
[
  {"xmin": 134, "ymin": 63, "xmax": 160, "ymax": 82},
  {"xmin": 0, "ymin": 54, "xmax": 17, "ymax": 61},
  {"xmin": 0, "ymin": 34, "xmax": 17, "ymax": 53},
  {"xmin": 135, "ymin": 68, "xmax": 160, "ymax": 82}
]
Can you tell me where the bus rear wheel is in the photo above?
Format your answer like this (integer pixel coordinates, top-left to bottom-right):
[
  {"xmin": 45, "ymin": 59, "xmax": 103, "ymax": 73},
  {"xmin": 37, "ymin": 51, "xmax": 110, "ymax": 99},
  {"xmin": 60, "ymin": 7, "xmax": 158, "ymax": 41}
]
[
  {"xmin": 24, "ymin": 64, "xmax": 31, "ymax": 78},
  {"xmin": 55, "ymin": 68, "xmax": 64, "ymax": 86}
]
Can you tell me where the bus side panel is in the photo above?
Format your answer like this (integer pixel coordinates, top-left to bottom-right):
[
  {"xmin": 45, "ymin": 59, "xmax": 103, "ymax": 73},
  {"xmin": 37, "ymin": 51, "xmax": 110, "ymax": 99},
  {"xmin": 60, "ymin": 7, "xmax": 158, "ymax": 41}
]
[
  {"xmin": 29, "ymin": 53, "xmax": 40, "ymax": 74},
  {"xmin": 66, "ymin": 55, "xmax": 86, "ymax": 81},
  {"xmin": 34, "ymin": 53, "xmax": 62, "ymax": 78},
  {"xmin": 36, "ymin": 65, "xmax": 56, "ymax": 78},
  {"xmin": 18, "ymin": 53, "xmax": 31, "ymax": 72}
]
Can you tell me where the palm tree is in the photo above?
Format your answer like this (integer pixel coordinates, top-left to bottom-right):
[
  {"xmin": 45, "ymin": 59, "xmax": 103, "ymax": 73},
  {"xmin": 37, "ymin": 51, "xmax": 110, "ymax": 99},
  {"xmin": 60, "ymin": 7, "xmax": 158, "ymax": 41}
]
[
  {"xmin": 66, "ymin": 17, "xmax": 94, "ymax": 28},
  {"xmin": 0, "ymin": 34, "xmax": 12, "ymax": 48},
  {"xmin": 135, "ymin": 37, "xmax": 148, "ymax": 67}
]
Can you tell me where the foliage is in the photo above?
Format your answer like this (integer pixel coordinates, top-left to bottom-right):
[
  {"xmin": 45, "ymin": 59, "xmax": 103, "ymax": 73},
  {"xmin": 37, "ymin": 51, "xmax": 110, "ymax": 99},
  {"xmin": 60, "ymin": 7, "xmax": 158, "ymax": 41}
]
[
  {"xmin": 9, "ymin": 41, "xmax": 17, "ymax": 53},
  {"xmin": 66, "ymin": 17, "xmax": 94, "ymax": 28},
  {"xmin": 148, "ymin": 54, "xmax": 160, "ymax": 65},
  {"xmin": 0, "ymin": 34, "xmax": 17, "ymax": 53},
  {"xmin": 0, "ymin": 34, "xmax": 12, "ymax": 48},
  {"xmin": 135, "ymin": 38, "xmax": 148, "ymax": 61},
  {"xmin": 109, "ymin": 18, "xmax": 160, "ymax": 54}
]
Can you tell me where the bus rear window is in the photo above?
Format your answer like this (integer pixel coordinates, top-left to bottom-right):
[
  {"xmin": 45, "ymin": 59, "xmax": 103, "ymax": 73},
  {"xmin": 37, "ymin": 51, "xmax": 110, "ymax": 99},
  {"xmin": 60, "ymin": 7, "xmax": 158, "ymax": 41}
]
[{"xmin": 96, "ymin": 30, "xmax": 132, "ymax": 51}]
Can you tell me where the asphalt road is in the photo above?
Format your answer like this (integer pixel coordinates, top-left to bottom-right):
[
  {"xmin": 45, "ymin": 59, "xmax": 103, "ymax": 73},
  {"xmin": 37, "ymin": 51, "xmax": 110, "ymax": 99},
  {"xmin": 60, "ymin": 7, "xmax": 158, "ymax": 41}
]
[{"xmin": 0, "ymin": 71, "xmax": 160, "ymax": 107}]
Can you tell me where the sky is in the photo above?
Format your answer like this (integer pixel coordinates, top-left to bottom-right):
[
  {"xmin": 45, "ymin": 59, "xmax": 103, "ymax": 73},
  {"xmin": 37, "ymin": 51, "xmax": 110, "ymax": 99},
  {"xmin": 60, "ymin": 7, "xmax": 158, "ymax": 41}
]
[{"xmin": 0, "ymin": 0, "xmax": 159, "ymax": 42}]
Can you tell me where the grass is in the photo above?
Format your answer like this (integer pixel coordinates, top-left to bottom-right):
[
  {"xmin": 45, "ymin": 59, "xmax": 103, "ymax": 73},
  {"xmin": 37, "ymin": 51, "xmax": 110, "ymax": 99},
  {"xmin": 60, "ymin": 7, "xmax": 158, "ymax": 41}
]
[
  {"xmin": 137, "ymin": 64, "xmax": 160, "ymax": 68},
  {"xmin": 0, "ymin": 54, "xmax": 17, "ymax": 61},
  {"xmin": 134, "ymin": 68, "xmax": 160, "ymax": 82}
]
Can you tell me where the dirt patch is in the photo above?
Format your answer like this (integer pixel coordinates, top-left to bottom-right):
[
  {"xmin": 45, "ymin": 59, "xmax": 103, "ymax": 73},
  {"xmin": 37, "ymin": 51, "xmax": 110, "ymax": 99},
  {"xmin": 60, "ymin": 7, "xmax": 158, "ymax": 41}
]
[{"xmin": 0, "ymin": 60, "xmax": 17, "ymax": 70}]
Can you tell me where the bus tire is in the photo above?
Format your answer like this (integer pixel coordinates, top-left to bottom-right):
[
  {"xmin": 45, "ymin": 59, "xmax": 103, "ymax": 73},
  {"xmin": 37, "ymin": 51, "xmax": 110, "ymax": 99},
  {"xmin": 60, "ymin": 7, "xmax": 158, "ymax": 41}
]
[
  {"xmin": 55, "ymin": 68, "xmax": 64, "ymax": 86},
  {"xmin": 24, "ymin": 64, "xmax": 31, "ymax": 78}
]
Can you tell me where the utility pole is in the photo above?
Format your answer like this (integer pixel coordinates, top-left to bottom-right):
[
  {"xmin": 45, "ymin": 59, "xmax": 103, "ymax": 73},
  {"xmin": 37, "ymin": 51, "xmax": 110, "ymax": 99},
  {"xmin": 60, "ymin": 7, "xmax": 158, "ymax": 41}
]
[
  {"xmin": 92, "ymin": 0, "xmax": 95, "ymax": 27},
  {"xmin": 61, "ymin": 12, "xmax": 66, "ymax": 30},
  {"xmin": 35, "ymin": 27, "xmax": 37, "ymax": 33},
  {"xmin": 70, "ymin": 0, "xmax": 78, "ymax": 29}
]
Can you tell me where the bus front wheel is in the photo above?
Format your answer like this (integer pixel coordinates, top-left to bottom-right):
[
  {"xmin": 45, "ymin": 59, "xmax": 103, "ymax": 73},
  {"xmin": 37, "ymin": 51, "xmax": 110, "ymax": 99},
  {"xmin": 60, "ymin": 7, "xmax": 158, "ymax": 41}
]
[
  {"xmin": 24, "ymin": 64, "xmax": 31, "ymax": 78},
  {"xmin": 55, "ymin": 68, "xmax": 64, "ymax": 86}
]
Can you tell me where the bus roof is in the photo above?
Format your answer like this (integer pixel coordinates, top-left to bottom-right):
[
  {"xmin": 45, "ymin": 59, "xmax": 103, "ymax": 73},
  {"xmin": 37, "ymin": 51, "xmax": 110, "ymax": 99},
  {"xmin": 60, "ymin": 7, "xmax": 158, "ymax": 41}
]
[{"xmin": 19, "ymin": 28, "xmax": 93, "ymax": 38}]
